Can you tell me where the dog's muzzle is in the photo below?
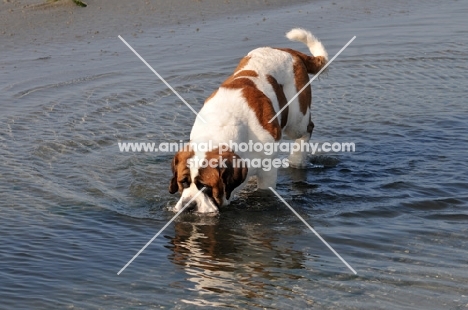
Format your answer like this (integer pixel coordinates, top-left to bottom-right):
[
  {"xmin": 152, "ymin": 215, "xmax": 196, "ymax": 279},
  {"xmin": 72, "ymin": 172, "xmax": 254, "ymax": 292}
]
[{"xmin": 182, "ymin": 199, "xmax": 198, "ymax": 213}]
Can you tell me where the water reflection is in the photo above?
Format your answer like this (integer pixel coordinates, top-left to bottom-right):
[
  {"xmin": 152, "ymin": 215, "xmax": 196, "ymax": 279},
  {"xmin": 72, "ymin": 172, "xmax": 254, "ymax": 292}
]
[{"xmin": 166, "ymin": 207, "xmax": 311, "ymax": 306}]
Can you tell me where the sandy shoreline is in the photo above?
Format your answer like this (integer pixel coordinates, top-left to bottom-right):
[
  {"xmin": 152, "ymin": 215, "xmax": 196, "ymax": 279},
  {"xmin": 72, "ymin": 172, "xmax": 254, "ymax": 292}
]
[
  {"xmin": 2, "ymin": 0, "xmax": 468, "ymax": 308},
  {"xmin": 1, "ymin": 0, "xmax": 314, "ymax": 48}
]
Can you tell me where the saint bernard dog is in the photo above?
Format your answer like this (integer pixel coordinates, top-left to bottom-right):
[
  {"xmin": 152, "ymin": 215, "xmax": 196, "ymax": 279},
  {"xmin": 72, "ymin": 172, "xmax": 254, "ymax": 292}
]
[{"xmin": 169, "ymin": 28, "xmax": 328, "ymax": 214}]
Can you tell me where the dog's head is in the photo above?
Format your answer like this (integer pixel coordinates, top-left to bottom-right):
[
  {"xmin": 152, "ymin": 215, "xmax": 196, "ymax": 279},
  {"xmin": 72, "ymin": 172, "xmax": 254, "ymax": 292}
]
[{"xmin": 169, "ymin": 148, "xmax": 248, "ymax": 214}]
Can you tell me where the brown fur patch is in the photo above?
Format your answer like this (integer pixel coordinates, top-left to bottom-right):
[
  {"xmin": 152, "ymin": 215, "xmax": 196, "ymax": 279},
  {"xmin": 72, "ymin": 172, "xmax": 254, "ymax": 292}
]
[
  {"xmin": 205, "ymin": 70, "xmax": 258, "ymax": 105},
  {"xmin": 292, "ymin": 58, "xmax": 312, "ymax": 115},
  {"xmin": 233, "ymin": 70, "xmax": 258, "ymax": 78},
  {"xmin": 221, "ymin": 77, "xmax": 282, "ymax": 140},
  {"xmin": 266, "ymin": 75, "xmax": 288, "ymax": 128},
  {"xmin": 275, "ymin": 48, "xmax": 327, "ymax": 74},
  {"xmin": 306, "ymin": 56, "xmax": 327, "ymax": 74},
  {"xmin": 194, "ymin": 148, "xmax": 248, "ymax": 205},
  {"xmin": 169, "ymin": 149, "xmax": 195, "ymax": 194},
  {"xmin": 234, "ymin": 56, "xmax": 251, "ymax": 72},
  {"xmin": 222, "ymin": 70, "xmax": 258, "ymax": 86},
  {"xmin": 206, "ymin": 149, "xmax": 248, "ymax": 201}
]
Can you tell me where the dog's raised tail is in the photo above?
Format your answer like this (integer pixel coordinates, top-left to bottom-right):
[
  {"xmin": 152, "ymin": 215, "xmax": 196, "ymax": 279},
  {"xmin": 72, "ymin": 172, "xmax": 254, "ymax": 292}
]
[{"xmin": 286, "ymin": 28, "xmax": 328, "ymax": 61}]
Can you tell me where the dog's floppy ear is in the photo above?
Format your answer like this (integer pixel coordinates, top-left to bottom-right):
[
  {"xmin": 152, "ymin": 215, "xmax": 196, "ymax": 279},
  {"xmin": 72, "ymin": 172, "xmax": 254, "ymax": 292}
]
[
  {"xmin": 221, "ymin": 152, "xmax": 248, "ymax": 200},
  {"xmin": 169, "ymin": 154, "xmax": 179, "ymax": 194},
  {"xmin": 169, "ymin": 149, "xmax": 194, "ymax": 194}
]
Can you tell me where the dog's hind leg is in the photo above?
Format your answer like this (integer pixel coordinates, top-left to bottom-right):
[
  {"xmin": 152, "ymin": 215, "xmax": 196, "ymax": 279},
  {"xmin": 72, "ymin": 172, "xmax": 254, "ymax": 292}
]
[
  {"xmin": 288, "ymin": 120, "xmax": 314, "ymax": 168},
  {"xmin": 256, "ymin": 166, "xmax": 278, "ymax": 189},
  {"xmin": 288, "ymin": 135, "xmax": 310, "ymax": 168}
]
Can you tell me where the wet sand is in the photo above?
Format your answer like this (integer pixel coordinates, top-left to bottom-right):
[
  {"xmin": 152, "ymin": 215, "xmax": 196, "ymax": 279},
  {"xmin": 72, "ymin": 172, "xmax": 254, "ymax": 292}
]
[{"xmin": 1, "ymin": 0, "xmax": 312, "ymax": 47}]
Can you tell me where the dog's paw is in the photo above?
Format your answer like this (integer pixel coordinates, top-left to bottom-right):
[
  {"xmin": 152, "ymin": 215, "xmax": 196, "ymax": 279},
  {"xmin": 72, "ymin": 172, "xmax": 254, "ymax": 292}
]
[{"xmin": 288, "ymin": 161, "xmax": 309, "ymax": 169}]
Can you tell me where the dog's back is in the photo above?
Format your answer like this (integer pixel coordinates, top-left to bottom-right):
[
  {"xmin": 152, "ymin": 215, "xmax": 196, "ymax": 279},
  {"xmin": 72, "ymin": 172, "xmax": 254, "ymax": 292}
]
[{"xmin": 198, "ymin": 28, "xmax": 328, "ymax": 143}]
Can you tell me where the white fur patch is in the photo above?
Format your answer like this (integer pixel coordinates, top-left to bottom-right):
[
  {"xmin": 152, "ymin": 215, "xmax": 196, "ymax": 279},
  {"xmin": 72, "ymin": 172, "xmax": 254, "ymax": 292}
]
[{"xmin": 286, "ymin": 28, "xmax": 328, "ymax": 60}]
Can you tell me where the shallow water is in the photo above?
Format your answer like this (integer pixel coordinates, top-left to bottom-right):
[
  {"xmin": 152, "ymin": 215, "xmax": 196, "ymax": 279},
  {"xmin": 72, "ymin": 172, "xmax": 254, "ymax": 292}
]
[{"xmin": 1, "ymin": 0, "xmax": 468, "ymax": 309}]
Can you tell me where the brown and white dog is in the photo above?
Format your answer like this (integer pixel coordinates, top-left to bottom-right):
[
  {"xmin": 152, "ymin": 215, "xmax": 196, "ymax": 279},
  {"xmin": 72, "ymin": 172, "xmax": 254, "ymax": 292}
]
[{"xmin": 169, "ymin": 28, "xmax": 328, "ymax": 213}]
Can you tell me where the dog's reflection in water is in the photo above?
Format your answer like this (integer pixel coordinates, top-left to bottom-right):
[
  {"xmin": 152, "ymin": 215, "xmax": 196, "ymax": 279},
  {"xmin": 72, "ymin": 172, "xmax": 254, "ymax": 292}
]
[{"xmin": 165, "ymin": 209, "xmax": 308, "ymax": 305}]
